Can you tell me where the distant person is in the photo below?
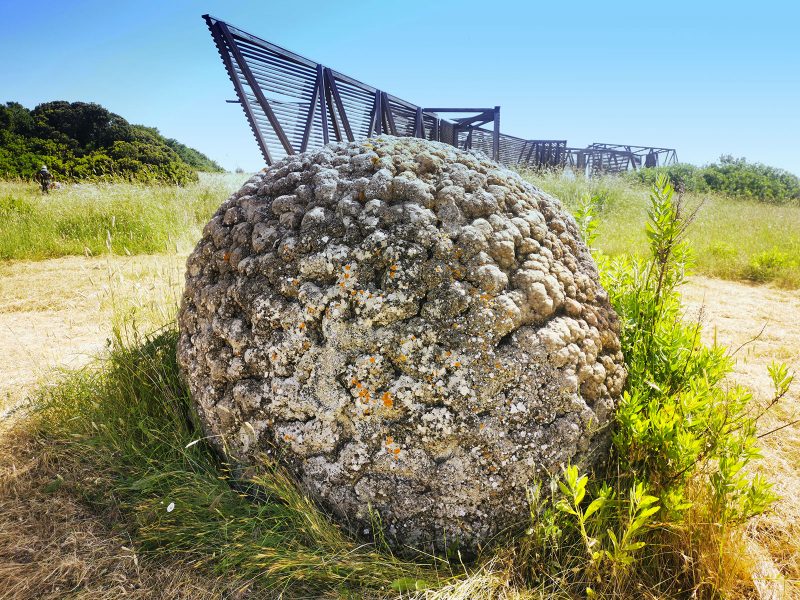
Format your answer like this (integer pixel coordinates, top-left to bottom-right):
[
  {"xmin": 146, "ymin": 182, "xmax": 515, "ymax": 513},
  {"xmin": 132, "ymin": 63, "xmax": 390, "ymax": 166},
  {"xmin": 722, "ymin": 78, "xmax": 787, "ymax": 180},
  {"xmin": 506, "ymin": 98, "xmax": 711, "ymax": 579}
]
[{"xmin": 36, "ymin": 165, "xmax": 53, "ymax": 194}]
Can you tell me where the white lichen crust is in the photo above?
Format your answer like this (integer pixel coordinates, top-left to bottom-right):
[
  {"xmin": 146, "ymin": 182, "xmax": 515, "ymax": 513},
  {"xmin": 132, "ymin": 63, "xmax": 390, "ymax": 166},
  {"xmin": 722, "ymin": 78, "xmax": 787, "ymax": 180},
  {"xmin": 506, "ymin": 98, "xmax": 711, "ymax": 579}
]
[{"xmin": 177, "ymin": 137, "xmax": 626, "ymax": 554}]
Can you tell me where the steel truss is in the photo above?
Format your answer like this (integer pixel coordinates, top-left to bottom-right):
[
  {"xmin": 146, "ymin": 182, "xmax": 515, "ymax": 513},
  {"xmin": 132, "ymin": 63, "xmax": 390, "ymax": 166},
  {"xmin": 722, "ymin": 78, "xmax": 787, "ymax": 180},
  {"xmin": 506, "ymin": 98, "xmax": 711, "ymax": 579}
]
[{"xmin": 204, "ymin": 15, "xmax": 675, "ymax": 175}]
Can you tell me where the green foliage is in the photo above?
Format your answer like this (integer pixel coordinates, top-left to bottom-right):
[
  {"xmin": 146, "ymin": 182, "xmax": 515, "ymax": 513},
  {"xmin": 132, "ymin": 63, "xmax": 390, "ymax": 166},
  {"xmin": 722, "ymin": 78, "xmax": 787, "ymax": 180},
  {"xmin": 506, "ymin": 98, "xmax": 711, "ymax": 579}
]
[
  {"xmin": 514, "ymin": 176, "xmax": 791, "ymax": 597},
  {"xmin": 0, "ymin": 101, "xmax": 222, "ymax": 185},
  {"xmin": 573, "ymin": 192, "xmax": 605, "ymax": 248},
  {"xmin": 628, "ymin": 155, "xmax": 800, "ymax": 204},
  {"xmin": 163, "ymin": 136, "xmax": 223, "ymax": 172},
  {"xmin": 744, "ymin": 247, "xmax": 797, "ymax": 282},
  {"xmin": 601, "ymin": 177, "xmax": 783, "ymax": 521}
]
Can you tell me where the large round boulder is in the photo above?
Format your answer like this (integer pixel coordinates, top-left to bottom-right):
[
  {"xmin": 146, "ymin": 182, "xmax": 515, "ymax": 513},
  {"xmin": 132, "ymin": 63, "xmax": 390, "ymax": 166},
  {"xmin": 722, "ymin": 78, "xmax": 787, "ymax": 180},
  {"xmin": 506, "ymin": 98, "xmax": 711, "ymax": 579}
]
[{"xmin": 177, "ymin": 137, "xmax": 626, "ymax": 554}]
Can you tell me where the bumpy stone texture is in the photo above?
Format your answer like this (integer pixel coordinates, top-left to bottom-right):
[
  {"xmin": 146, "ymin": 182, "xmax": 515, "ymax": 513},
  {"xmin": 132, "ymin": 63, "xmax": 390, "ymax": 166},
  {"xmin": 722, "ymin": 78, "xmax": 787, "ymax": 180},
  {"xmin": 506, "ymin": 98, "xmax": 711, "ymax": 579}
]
[{"xmin": 177, "ymin": 137, "xmax": 626, "ymax": 553}]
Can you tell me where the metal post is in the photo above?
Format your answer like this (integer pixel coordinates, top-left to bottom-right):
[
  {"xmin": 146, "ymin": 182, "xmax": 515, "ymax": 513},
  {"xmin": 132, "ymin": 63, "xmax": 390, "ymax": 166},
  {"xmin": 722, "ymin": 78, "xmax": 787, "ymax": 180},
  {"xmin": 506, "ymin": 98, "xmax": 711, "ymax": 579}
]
[
  {"xmin": 317, "ymin": 64, "xmax": 329, "ymax": 145},
  {"xmin": 492, "ymin": 106, "xmax": 500, "ymax": 162}
]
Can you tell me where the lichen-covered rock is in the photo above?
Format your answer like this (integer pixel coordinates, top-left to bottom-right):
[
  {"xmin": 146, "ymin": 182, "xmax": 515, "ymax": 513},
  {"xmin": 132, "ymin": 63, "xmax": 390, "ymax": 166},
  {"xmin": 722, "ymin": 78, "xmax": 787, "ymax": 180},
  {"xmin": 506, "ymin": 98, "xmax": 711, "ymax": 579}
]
[{"xmin": 177, "ymin": 137, "xmax": 626, "ymax": 554}]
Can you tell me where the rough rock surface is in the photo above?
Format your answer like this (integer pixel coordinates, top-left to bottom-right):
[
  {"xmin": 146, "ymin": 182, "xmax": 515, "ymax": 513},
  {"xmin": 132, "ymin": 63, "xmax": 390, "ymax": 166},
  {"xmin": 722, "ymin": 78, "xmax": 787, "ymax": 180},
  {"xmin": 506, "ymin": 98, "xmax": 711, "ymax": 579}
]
[{"xmin": 177, "ymin": 137, "xmax": 626, "ymax": 553}]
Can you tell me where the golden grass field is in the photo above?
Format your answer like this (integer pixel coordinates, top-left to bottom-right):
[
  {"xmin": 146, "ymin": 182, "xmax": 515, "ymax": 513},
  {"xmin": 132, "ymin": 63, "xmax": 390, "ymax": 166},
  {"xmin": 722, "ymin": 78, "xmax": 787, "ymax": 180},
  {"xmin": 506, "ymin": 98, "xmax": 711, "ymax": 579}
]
[{"xmin": 0, "ymin": 253, "xmax": 798, "ymax": 598}]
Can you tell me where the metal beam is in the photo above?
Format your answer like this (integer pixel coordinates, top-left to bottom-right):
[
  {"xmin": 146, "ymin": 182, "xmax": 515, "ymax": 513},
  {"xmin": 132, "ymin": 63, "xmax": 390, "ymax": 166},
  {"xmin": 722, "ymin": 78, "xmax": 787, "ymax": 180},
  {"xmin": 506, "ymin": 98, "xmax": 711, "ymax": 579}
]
[
  {"xmin": 207, "ymin": 19, "xmax": 273, "ymax": 164},
  {"xmin": 217, "ymin": 21, "xmax": 294, "ymax": 155}
]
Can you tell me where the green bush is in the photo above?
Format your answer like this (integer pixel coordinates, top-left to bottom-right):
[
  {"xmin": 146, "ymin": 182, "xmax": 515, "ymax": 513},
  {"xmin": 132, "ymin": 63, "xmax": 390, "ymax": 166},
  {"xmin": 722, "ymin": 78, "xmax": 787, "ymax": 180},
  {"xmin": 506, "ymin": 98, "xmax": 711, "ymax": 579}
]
[
  {"xmin": 0, "ymin": 101, "xmax": 223, "ymax": 185},
  {"xmin": 628, "ymin": 156, "xmax": 800, "ymax": 204}
]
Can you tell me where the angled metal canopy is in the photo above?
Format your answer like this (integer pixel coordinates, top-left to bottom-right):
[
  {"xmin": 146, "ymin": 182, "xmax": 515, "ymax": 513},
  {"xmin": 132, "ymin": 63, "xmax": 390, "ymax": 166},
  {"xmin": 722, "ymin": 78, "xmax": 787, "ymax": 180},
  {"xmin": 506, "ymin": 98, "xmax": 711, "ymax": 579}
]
[{"xmin": 203, "ymin": 14, "xmax": 676, "ymax": 176}]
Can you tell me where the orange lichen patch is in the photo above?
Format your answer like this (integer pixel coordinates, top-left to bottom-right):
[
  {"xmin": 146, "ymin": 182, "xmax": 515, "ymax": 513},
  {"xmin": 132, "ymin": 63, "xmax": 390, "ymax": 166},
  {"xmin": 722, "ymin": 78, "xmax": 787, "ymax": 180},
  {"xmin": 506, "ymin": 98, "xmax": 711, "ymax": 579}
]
[
  {"xmin": 369, "ymin": 356, "xmax": 376, "ymax": 364},
  {"xmin": 358, "ymin": 388, "xmax": 370, "ymax": 400},
  {"xmin": 298, "ymin": 322, "xmax": 306, "ymax": 330},
  {"xmin": 343, "ymin": 273, "xmax": 350, "ymax": 279},
  {"xmin": 350, "ymin": 378, "xmax": 358, "ymax": 386},
  {"xmin": 453, "ymin": 361, "xmax": 462, "ymax": 368},
  {"xmin": 222, "ymin": 251, "xmax": 231, "ymax": 261},
  {"xmin": 398, "ymin": 354, "xmax": 407, "ymax": 362},
  {"xmin": 386, "ymin": 436, "xmax": 394, "ymax": 446},
  {"xmin": 494, "ymin": 362, "xmax": 502, "ymax": 369},
  {"xmin": 381, "ymin": 391, "xmax": 393, "ymax": 408},
  {"xmin": 270, "ymin": 352, "xmax": 278, "ymax": 361},
  {"xmin": 344, "ymin": 264, "xmax": 351, "ymax": 271}
]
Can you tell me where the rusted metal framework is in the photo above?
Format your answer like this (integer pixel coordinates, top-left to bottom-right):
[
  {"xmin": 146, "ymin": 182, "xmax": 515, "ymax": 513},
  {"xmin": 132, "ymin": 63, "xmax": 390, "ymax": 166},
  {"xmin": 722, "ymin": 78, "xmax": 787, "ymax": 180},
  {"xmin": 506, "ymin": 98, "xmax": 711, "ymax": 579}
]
[
  {"xmin": 203, "ymin": 15, "xmax": 675, "ymax": 175},
  {"xmin": 564, "ymin": 144, "xmax": 679, "ymax": 176}
]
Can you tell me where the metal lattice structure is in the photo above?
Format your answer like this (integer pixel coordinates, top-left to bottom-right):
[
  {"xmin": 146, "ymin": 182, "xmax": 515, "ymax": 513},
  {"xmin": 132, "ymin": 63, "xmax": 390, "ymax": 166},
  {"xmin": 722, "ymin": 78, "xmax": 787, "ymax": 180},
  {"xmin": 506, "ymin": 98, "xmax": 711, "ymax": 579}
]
[
  {"xmin": 204, "ymin": 15, "xmax": 675, "ymax": 174},
  {"xmin": 563, "ymin": 144, "xmax": 679, "ymax": 176}
]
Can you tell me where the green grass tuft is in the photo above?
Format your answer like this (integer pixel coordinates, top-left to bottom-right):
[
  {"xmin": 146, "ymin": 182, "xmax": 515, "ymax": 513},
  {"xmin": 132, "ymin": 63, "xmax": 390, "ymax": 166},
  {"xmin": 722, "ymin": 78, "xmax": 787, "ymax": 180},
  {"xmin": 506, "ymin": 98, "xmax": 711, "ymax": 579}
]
[
  {"xmin": 523, "ymin": 170, "xmax": 800, "ymax": 288},
  {"xmin": 0, "ymin": 173, "xmax": 243, "ymax": 260},
  {"xmin": 32, "ymin": 326, "xmax": 450, "ymax": 596}
]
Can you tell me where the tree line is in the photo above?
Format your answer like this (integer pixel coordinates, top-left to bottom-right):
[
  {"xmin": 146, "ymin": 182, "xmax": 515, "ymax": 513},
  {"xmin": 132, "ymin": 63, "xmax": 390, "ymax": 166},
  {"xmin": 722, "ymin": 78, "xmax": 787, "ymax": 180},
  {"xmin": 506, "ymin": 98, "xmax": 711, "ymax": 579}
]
[{"xmin": 0, "ymin": 101, "xmax": 224, "ymax": 185}]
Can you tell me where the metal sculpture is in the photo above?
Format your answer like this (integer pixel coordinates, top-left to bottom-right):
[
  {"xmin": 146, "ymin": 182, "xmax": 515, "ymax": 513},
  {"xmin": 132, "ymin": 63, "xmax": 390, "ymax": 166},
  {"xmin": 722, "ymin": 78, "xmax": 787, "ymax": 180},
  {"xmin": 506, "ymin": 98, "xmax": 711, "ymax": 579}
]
[{"xmin": 203, "ymin": 15, "xmax": 676, "ymax": 175}]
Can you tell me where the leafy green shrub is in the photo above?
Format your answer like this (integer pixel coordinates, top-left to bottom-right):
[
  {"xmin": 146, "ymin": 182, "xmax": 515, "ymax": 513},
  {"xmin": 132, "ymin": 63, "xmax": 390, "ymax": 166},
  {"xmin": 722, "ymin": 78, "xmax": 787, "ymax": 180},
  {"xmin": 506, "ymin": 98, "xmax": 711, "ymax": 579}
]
[
  {"xmin": 744, "ymin": 248, "xmax": 795, "ymax": 282},
  {"xmin": 629, "ymin": 156, "xmax": 800, "ymax": 204},
  {"xmin": 514, "ymin": 177, "xmax": 792, "ymax": 597}
]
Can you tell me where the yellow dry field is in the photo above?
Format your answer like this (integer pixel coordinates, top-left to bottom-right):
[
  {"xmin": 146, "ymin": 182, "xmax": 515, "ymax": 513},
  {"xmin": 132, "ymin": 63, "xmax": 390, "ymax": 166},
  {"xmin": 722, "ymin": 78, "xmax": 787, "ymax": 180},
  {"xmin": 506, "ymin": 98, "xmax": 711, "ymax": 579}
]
[
  {"xmin": 0, "ymin": 254, "xmax": 186, "ymax": 409},
  {"xmin": 0, "ymin": 256, "xmax": 798, "ymax": 598}
]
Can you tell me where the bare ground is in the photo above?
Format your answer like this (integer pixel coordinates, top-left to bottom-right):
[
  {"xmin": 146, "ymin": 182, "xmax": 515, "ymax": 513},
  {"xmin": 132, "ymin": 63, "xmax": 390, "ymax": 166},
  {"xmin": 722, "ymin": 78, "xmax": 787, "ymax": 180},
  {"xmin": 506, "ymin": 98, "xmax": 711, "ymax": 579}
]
[
  {"xmin": 0, "ymin": 257, "xmax": 798, "ymax": 598},
  {"xmin": 0, "ymin": 254, "xmax": 185, "ymax": 411},
  {"xmin": 682, "ymin": 277, "xmax": 800, "ymax": 597}
]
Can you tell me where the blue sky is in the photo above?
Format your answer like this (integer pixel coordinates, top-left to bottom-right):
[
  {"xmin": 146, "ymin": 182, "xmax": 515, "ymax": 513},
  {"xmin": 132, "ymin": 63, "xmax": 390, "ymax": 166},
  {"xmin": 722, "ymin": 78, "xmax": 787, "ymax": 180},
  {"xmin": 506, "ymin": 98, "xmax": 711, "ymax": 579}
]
[{"xmin": 2, "ymin": 0, "xmax": 799, "ymax": 174}]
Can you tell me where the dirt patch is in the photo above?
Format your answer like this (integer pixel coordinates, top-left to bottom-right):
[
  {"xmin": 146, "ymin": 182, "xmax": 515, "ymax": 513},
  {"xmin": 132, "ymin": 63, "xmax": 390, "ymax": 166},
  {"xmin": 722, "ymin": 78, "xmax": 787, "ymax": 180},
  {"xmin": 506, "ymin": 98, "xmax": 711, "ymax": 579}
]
[
  {"xmin": 0, "ymin": 255, "xmax": 185, "ymax": 410},
  {"xmin": 682, "ymin": 276, "xmax": 800, "ymax": 595}
]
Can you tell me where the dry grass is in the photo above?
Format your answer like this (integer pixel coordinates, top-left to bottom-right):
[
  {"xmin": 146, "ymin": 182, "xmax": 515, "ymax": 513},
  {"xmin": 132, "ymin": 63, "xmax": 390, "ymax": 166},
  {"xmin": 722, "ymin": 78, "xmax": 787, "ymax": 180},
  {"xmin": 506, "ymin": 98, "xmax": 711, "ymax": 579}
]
[
  {"xmin": 682, "ymin": 277, "xmax": 800, "ymax": 596},
  {"xmin": 0, "ymin": 254, "xmax": 185, "ymax": 408},
  {"xmin": 0, "ymin": 422, "xmax": 259, "ymax": 600},
  {"xmin": 0, "ymin": 255, "xmax": 241, "ymax": 599},
  {"xmin": 1, "ymin": 254, "xmax": 799, "ymax": 598}
]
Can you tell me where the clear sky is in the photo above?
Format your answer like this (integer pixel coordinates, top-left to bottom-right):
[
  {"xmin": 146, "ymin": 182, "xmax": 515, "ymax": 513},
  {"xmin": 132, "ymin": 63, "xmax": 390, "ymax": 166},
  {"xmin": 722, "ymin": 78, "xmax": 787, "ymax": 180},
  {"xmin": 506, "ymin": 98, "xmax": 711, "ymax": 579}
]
[{"xmin": 2, "ymin": 0, "xmax": 798, "ymax": 174}]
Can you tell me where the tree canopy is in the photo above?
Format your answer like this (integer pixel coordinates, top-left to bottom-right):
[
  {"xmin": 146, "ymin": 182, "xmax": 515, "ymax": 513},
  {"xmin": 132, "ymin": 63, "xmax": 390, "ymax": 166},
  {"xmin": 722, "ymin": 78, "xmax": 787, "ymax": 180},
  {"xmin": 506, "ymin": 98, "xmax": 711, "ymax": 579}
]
[{"xmin": 0, "ymin": 101, "xmax": 223, "ymax": 185}]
